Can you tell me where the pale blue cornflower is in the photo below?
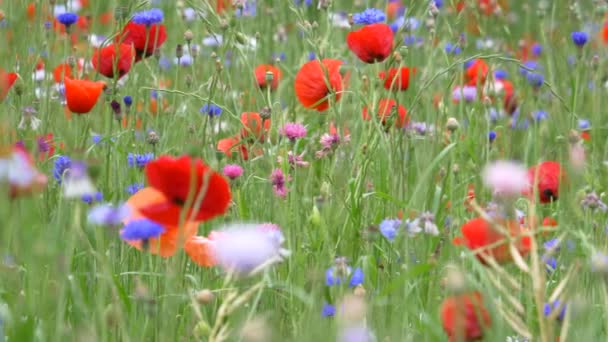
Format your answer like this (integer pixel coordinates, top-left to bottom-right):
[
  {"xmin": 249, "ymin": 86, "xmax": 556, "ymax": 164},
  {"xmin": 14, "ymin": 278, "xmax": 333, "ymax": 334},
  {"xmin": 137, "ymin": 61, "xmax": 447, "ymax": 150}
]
[{"xmin": 352, "ymin": 8, "xmax": 386, "ymax": 25}]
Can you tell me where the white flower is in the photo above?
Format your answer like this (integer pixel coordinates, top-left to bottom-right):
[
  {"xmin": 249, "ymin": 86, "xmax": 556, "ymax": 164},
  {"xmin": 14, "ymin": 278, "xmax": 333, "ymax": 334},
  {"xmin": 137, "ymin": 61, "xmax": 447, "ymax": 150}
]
[
  {"xmin": 213, "ymin": 224, "xmax": 290, "ymax": 275},
  {"xmin": 482, "ymin": 160, "xmax": 529, "ymax": 198}
]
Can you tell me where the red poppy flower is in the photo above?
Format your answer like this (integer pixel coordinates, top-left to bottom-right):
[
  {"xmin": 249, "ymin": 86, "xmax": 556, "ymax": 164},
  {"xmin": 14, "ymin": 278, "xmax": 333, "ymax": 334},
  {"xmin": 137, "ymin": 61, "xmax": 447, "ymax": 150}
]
[
  {"xmin": 240, "ymin": 112, "xmax": 271, "ymax": 141},
  {"xmin": 526, "ymin": 161, "xmax": 565, "ymax": 204},
  {"xmin": 465, "ymin": 59, "xmax": 489, "ymax": 86},
  {"xmin": 0, "ymin": 69, "xmax": 18, "ymax": 102},
  {"xmin": 140, "ymin": 155, "xmax": 231, "ymax": 226},
  {"xmin": 453, "ymin": 217, "xmax": 531, "ymax": 264},
  {"xmin": 64, "ymin": 76, "xmax": 106, "ymax": 114},
  {"xmin": 379, "ymin": 67, "xmax": 415, "ymax": 91},
  {"xmin": 119, "ymin": 21, "xmax": 167, "ymax": 61},
  {"xmin": 216, "ymin": 0, "xmax": 232, "ymax": 13},
  {"xmin": 91, "ymin": 43, "xmax": 134, "ymax": 78},
  {"xmin": 294, "ymin": 59, "xmax": 343, "ymax": 111},
  {"xmin": 386, "ymin": 1, "xmax": 404, "ymax": 20},
  {"xmin": 254, "ymin": 64, "xmax": 282, "ymax": 90},
  {"xmin": 362, "ymin": 99, "xmax": 409, "ymax": 128},
  {"xmin": 440, "ymin": 291, "xmax": 491, "ymax": 342},
  {"xmin": 217, "ymin": 135, "xmax": 250, "ymax": 160},
  {"xmin": 346, "ymin": 23, "xmax": 394, "ymax": 64}
]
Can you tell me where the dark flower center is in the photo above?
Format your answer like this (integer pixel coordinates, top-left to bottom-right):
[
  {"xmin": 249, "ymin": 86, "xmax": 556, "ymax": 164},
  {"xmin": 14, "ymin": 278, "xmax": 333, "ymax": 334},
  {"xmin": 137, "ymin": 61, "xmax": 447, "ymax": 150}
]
[{"xmin": 543, "ymin": 189, "xmax": 557, "ymax": 201}]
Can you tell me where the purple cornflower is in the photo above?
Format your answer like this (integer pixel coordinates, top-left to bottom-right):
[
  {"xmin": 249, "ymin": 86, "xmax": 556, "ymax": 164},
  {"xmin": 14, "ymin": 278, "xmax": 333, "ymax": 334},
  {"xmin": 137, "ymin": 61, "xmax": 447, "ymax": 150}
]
[
  {"xmin": 279, "ymin": 151, "xmax": 309, "ymax": 169},
  {"xmin": 452, "ymin": 85, "xmax": 477, "ymax": 102},
  {"xmin": 320, "ymin": 133, "xmax": 340, "ymax": 150},
  {"xmin": 571, "ymin": 31, "xmax": 588, "ymax": 47},
  {"xmin": 121, "ymin": 219, "xmax": 165, "ymax": 241},
  {"xmin": 581, "ymin": 191, "xmax": 608, "ymax": 211},
  {"xmin": 88, "ymin": 203, "xmax": 130, "ymax": 226},
  {"xmin": 352, "ymin": 8, "xmax": 386, "ymax": 25},
  {"xmin": 379, "ymin": 219, "xmax": 401, "ymax": 242},
  {"xmin": 280, "ymin": 123, "xmax": 307, "ymax": 141},
  {"xmin": 56, "ymin": 12, "xmax": 78, "ymax": 27},
  {"xmin": 127, "ymin": 153, "xmax": 154, "ymax": 168},
  {"xmin": 126, "ymin": 183, "xmax": 144, "ymax": 195},
  {"xmin": 270, "ymin": 168, "xmax": 288, "ymax": 197},
  {"xmin": 223, "ymin": 164, "xmax": 244, "ymax": 180},
  {"xmin": 132, "ymin": 8, "xmax": 164, "ymax": 26}
]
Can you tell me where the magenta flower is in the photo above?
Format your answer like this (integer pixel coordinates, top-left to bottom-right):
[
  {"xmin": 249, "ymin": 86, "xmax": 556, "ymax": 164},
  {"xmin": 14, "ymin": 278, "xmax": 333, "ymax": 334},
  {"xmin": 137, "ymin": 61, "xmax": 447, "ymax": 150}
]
[
  {"xmin": 223, "ymin": 164, "xmax": 244, "ymax": 180},
  {"xmin": 280, "ymin": 123, "xmax": 307, "ymax": 141},
  {"xmin": 278, "ymin": 151, "xmax": 309, "ymax": 168},
  {"xmin": 270, "ymin": 168, "xmax": 288, "ymax": 197}
]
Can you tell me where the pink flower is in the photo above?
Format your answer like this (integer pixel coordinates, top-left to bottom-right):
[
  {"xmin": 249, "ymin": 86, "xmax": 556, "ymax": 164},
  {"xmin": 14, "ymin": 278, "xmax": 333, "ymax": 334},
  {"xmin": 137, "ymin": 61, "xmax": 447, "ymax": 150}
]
[
  {"xmin": 223, "ymin": 164, "xmax": 244, "ymax": 180},
  {"xmin": 280, "ymin": 123, "xmax": 307, "ymax": 141},
  {"xmin": 482, "ymin": 161, "xmax": 529, "ymax": 198},
  {"xmin": 278, "ymin": 151, "xmax": 309, "ymax": 168},
  {"xmin": 270, "ymin": 168, "xmax": 288, "ymax": 197}
]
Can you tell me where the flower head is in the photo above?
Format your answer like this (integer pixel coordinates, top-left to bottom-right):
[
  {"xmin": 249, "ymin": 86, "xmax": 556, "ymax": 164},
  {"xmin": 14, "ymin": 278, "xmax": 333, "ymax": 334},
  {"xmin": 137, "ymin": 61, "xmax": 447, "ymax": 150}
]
[
  {"xmin": 352, "ymin": 8, "xmax": 386, "ymax": 25},
  {"xmin": 62, "ymin": 161, "xmax": 97, "ymax": 199},
  {"xmin": 379, "ymin": 219, "xmax": 401, "ymax": 241},
  {"xmin": 571, "ymin": 31, "xmax": 588, "ymax": 47},
  {"xmin": 88, "ymin": 203, "xmax": 130, "ymax": 226},
  {"xmin": 126, "ymin": 183, "xmax": 144, "ymax": 195},
  {"xmin": 132, "ymin": 8, "xmax": 164, "ymax": 26},
  {"xmin": 440, "ymin": 292, "xmax": 491, "ymax": 341},
  {"xmin": 294, "ymin": 59, "xmax": 343, "ymax": 111},
  {"xmin": 544, "ymin": 300, "xmax": 567, "ymax": 321},
  {"xmin": 280, "ymin": 123, "xmax": 307, "ymax": 141},
  {"xmin": 120, "ymin": 219, "xmax": 165, "ymax": 241},
  {"xmin": 526, "ymin": 161, "xmax": 565, "ymax": 204},
  {"xmin": 200, "ymin": 104, "xmax": 222, "ymax": 117},
  {"xmin": 346, "ymin": 23, "xmax": 394, "ymax": 63},
  {"xmin": 223, "ymin": 164, "xmax": 244, "ymax": 180},
  {"xmin": 53, "ymin": 155, "xmax": 71, "ymax": 183},
  {"xmin": 526, "ymin": 72, "xmax": 544, "ymax": 88},
  {"xmin": 56, "ymin": 12, "xmax": 78, "ymax": 27},
  {"xmin": 482, "ymin": 160, "xmax": 529, "ymax": 198},
  {"xmin": 213, "ymin": 224, "xmax": 290, "ymax": 275},
  {"xmin": 270, "ymin": 168, "xmax": 288, "ymax": 198},
  {"xmin": 127, "ymin": 152, "xmax": 154, "ymax": 168}
]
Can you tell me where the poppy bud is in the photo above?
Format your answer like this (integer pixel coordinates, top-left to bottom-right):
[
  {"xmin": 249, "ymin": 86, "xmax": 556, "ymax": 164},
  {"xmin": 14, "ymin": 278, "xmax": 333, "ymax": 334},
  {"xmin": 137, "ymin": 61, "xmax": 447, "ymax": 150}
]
[
  {"xmin": 195, "ymin": 289, "xmax": 214, "ymax": 304},
  {"xmin": 176, "ymin": 44, "xmax": 184, "ymax": 59},
  {"xmin": 184, "ymin": 30, "xmax": 194, "ymax": 42},
  {"xmin": 147, "ymin": 131, "xmax": 160, "ymax": 145},
  {"xmin": 446, "ymin": 117, "xmax": 460, "ymax": 132}
]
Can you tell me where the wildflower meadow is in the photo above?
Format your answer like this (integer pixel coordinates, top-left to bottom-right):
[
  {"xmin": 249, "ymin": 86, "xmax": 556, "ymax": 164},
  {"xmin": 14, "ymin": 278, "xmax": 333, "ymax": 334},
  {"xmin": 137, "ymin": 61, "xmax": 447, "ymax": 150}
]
[{"xmin": 2, "ymin": 0, "xmax": 608, "ymax": 341}]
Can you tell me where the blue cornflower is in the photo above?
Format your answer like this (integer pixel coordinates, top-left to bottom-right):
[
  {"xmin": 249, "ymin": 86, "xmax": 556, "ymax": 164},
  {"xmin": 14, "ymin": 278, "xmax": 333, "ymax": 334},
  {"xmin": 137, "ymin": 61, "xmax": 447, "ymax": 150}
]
[
  {"xmin": 390, "ymin": 16, "xmax": 419, "ymax": 33},
  {"xmin": 88, "ymin": 203, "xmax": 130, "ymax": 226},
  {"xmin": 352, "ymin": 8, "xmax": 386, "ymax": 25},
  {"xmin": 127, "ymin": 153, "xmax": 154, "ymax": 168},
  {"xmin": 526, "ymin": 72, "xmax": 544, "ymax": 88},
  {"xmin": 445, "ymin": 43, "xmax": 462, "ymax": 55},
  {"xmin": 543, "ymin": 255, "xmax": 557, "ymax": 273},
  {"xmin": 322, "ymin": 303, "xmax": 336, "ymax": 317},
  {"xmin": 404, "ymin": 35, "xmax": 423, "ymax": 46},
  {"xmin": 308, "ymin": 52, "xmax": 316, "ymax": 61},
  {"xmin": 519, "ymin": 60, "xmax": 538, "ymax": 76},
  {"xmin": 544, "ymin": 300, "xmax": 567, "ymax": 321},
  {"xmin": 544, "ymin": 239, "xmax": 561, "ymax": 252},
  {"xmin": 532, "ymin": 110, "xmax": 549, "ymax": 121},
  {"xmin": 379, "ymin": 219, "xmax": 401, "ymax": 242},
  {"xmin": 433, "ymin": 0, "xmax": 443, "ymax": 8},
  {"xmin": 123, "ymin": 95, "xmax": 133, "ymax": 107},
  {"xmin": 494, "ymin": 69, "xmax": 508, "ymax": 79},
  {"xmin": 92, "ymin": 134, "xmax": 103, "ymax": 145},
  {"xmin": 235, "ymin": 0, "xmax": 257, "ymax": 17},
  {"xmin": 532, "ymin": 43, "xmax": 542, "ymax": 56},
  {"xmin": 56, "ymin": 12, "xmax": 79, "ymax": 27},
  {"xmin": 571, "ymin": 31, "xmax": 588, "ymax": 47},
  {"xmin": 82, "ymin": 192, "xmax": 103, "ymax": 204},
  {"xmin": 464, "ymin": 59, "xmax": 475, "ymax": 69},
  {"xmin": 158, "ymin": 56, "xmax": 172, "ymax": 71},
  {"xmin": 120, "ymin": 219, "xmax": 165, "ymax": 241},
  {"xmin": 126, "ymin": 183, "xmax": 145, "ymax": 195},
  {"xmin": 488, "ymin": 131, "xmax": 497, "ymax": 142},
  {"xmin": 200, "ymin": 104, "xmax": 222, "ymax": 117},
  {"xmin": 132, "ymin": 8, "xmax": 164, "ymax": 26},
  {"xmin": 578, "ymin": 119, "xmax": 590, "ymax": 130},
  {"xmin": 348, "ymin": 268, "xmax": 364, "ymax": 287},
  {"xmin": 53, "ymin": 155, "xmax": 71, "ymax": 183}
]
